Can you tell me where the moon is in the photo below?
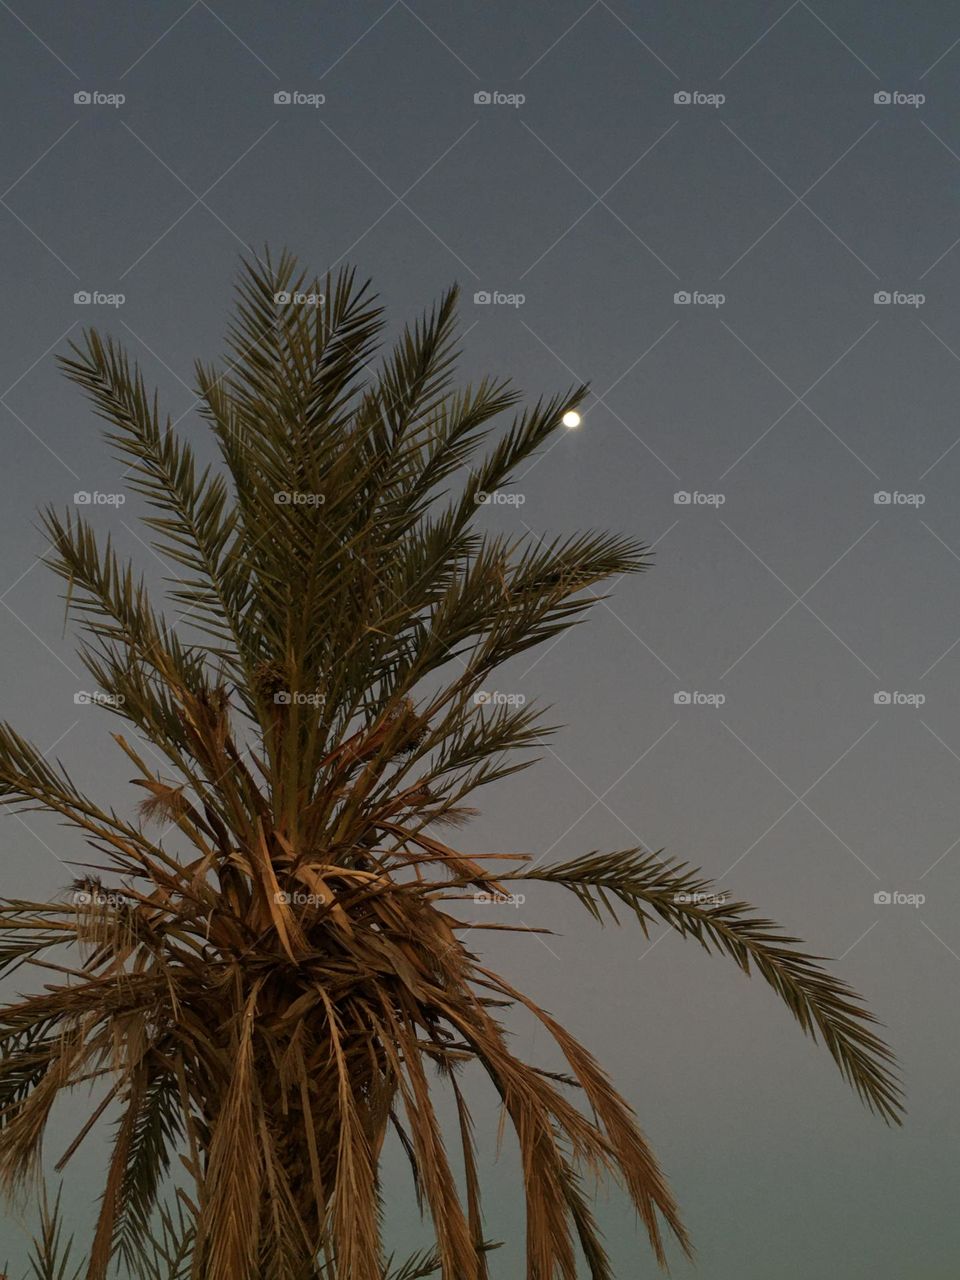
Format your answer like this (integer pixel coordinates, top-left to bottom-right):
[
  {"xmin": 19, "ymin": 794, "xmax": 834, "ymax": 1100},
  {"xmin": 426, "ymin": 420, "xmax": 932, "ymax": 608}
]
[{"xmin": 562, "ymin": 410, "xmax": 581, "ymax": 429}]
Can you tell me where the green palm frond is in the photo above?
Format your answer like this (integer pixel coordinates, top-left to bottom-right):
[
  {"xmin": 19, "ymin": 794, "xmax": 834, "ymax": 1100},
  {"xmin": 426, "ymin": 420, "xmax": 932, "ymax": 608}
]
[
  {"xmin": 112, "ymin": 1071, "xmax": 184, "ymax": 1271},
  {"xmin": 24, "ymin": 1184, "xmax": 83, "ymax": 1280},
  {"xmin": 126, "ymin": 1200, "xmax": 195, "ymax": 1280},
  {"xmin": 504, "ymin": 848, "xmax": 902, "ymax": 1122},
  {"xmin": 56, "ymin": 334, "xmax": 247, "ymax": 661}
]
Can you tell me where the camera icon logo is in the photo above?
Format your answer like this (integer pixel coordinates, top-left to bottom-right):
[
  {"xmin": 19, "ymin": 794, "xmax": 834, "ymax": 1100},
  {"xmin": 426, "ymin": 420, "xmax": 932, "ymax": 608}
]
[
  {"xmin": 274, "ymin": 691, "xmax": 292, "ymax": 704},
  {"xmin": 73, "ymin": 889, "xmax": 92, "ymax": 904},
  {"xmin": 874, "ymin": 691, "xmax": 892, "ymax": 704},
  {"xmin": 73, "ymin": 491, "xmax": 91, "ymax": 504},
  {"xmin": 274, "ymin": 90, "xmax": 291, "ymax": 104},
  {"xmin": 474, "ymin": 91, "xmax": 491, "ymax": 105},
  {"xmin": 73, "ymin": 691, "xmax": 92, "ymax": 705},
  {"xmin": 473, "ymin": 690, "xmax": 492, "ymax": 705},
  {"xmin": 873, "ymin": 491, "xmax": 891, "ymax": 504},
  {"xmin": 74, "ymin": 291, "xmax": 91, "ymax": 304},
  {"xmin": 673, "ymin": 691, "xmax": 692, "ymax": 704},
  {"xmin": 274, "ymin": 291, "xmax": 291, "ymax": 304},
  {"xmin": 473, "ymin": 290, "xmax": 491, "ymax": 304},
  {"xmin": 874, "ymin": 890, "xmax": 892, "ymax": 904},
  {"xmin": 74, "ymin": 91, "xmax": 91, "ymax": 105},
  {"xmin": 673, "ymin": 491, "xmax": 691, "ymax": 504},
  {"xmin": 673, "ymin": 290, "xmax": 691, "ymax": 304},
  {"xmin": 874, "ymin": 91, "xmax": 891, "ymax": 105},
  {"xmin": 274, "ymin": 890, "xmax": 291, "ymax": 904},
  {"xmin": 674, "ymin": 91, "xmax": 691, "ymax": 104},
  {"xmin": 874, "ymin": 291, "xmax": 891, "ymax": 304}
]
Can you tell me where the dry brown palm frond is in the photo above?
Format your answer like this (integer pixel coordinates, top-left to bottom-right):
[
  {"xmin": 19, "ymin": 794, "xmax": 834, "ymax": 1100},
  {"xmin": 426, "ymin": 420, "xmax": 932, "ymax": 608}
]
[
  {"xmin": 196, "ymin": 989, "xmax": 264, "ymax": 1280},
  {"xmin": 423, "ymin": 805, "xmax": 479, "ymax": 830},
  {"xmin": 134, "ymin": 782, "xmax": 192, "ymax": 826}
]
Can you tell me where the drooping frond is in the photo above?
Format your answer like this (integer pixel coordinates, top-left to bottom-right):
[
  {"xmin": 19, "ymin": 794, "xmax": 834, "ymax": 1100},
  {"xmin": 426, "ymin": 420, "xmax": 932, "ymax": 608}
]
[
  {"xmin": 113, "ymin": 1070, "xmax": 184, "ymax": 1271},
  {"xmin": 502, "ymin": 849, "xmax": 903, "ymax": 1123}
]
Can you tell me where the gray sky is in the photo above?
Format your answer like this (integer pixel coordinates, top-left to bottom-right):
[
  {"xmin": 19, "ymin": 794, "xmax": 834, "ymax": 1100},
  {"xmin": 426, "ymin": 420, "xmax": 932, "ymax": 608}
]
[{"xmin": 1, "ymin": 1, "xmax": 959, "ymax": 1275}]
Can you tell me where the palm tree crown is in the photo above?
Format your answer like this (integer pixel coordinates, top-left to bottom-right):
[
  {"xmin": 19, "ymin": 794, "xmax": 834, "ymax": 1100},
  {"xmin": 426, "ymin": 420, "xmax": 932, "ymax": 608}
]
[{"xmin": 0, "ymin": 253, "xmax": 901, "ymax": 1280}]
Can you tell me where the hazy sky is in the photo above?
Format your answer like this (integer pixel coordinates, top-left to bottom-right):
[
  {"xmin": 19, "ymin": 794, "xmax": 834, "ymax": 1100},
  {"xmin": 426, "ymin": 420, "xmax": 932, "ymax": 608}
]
[{"xmin": 2, "ymin": 2, "xmax": 960, "ymax": 1275}]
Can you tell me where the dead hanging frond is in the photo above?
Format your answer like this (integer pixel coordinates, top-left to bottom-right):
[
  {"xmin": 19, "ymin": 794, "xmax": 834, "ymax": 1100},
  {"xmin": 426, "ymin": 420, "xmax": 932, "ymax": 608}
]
[
  {"xmin": 0, "ymin": 249, "xmax": 901, "ymax": 1280},
  {"xmin": 195, "ymin": 990, "xmax": 265, "ymax": 1280}
]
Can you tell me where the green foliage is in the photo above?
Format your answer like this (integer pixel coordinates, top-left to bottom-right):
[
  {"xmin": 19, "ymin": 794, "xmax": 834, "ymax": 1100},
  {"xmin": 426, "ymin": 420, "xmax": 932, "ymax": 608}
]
[{"xmin": 24, "ymin": 1185, "xmax": 82, "ymax": 1280}]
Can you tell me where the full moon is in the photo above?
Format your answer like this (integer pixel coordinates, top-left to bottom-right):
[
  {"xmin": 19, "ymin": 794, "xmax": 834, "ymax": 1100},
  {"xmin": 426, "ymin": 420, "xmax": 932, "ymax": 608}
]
[{"xmin": 562, "ymin": 410, "xmax": 581, "ymax": 429}]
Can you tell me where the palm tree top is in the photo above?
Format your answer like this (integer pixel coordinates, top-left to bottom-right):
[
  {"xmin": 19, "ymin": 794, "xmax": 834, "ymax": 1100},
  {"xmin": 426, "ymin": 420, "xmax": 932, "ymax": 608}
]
[{"xmin": 0, "ymin": 250, "xmax": 901, "ymax": 1280}]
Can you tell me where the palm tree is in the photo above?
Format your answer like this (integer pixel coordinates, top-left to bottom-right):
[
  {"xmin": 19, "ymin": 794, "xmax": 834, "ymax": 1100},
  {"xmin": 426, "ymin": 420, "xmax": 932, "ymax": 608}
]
[{"xmin": 0, "ymin": 252, "xmax": 901, "ymax": 1280}]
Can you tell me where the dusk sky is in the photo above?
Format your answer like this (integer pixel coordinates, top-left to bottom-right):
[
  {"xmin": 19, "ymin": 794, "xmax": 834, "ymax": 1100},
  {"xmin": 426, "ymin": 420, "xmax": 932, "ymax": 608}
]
[{"xmin": 2, "ymin": 2, "xmax": 960, "ymax": 1275}]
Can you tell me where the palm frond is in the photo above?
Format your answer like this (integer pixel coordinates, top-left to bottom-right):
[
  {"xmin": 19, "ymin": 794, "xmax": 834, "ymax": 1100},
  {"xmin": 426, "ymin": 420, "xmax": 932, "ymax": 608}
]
[
  {"xmin": 24, "ymin": 1183, "xmax": 83, "ymax": 1280},
  {"xmin": 382, "ymin": 1240, "xmax": 500, "ymax": 1280},
  {"xmin": 506, "ymin": 848, "xmax": 903, "ymax": 1123}
]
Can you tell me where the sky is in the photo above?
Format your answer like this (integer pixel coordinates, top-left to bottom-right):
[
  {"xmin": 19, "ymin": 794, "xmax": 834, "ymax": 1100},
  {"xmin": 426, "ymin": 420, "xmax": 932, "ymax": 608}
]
[{"xmin": 1, "ymin": 1, "xmax": 960, "ymax": 1275}]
